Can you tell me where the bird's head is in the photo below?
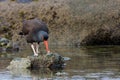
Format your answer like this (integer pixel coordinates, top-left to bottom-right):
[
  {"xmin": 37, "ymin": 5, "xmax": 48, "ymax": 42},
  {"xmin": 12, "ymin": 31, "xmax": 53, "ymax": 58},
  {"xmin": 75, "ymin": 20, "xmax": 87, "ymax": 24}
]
[{"xmin": 38, "ymin": 31, "xmax": 49, "ymax": 41}]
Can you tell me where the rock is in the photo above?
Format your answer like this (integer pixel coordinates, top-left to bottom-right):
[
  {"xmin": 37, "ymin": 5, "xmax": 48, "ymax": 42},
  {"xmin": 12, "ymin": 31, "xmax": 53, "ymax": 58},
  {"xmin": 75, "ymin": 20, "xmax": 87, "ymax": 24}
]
[
  {"xmin": 7, "ymin": 53, "xmax": 67, "ymax": 70},
  {"xmin": 0, "ymin": 37, "xmax": 9, "ymax": 47},
  {"xmin": 56, "ymin": 72, "xmax": 68, "ymax": 76},
  {"xmin": 7, "ymin": 58, "xmax": 31, "ymax": 69},
  {"xmin": 28, "ymin": 53, "xmax": 65, "ymax": 69},
  {"xmin": 63, "ymin": 57, "xmax": 71, "ymax": 61},
  {"xmin": 80, "ymin": 27, "xmax": 120, "ymax": 45},
  {"xmin": 0, "ymin": 0, "xmax": 120, "ymax": 46},
  {"xmin": 0, "ymin": 37, "xmax": 20, "ymax": 52}
]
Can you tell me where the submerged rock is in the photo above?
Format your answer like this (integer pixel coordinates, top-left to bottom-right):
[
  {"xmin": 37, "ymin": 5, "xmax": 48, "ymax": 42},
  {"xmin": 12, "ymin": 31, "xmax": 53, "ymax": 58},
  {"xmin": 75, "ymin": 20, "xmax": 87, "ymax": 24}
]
[{"xmin": 7, "ymin": 53, "xmax": 68, "ymax": 70}]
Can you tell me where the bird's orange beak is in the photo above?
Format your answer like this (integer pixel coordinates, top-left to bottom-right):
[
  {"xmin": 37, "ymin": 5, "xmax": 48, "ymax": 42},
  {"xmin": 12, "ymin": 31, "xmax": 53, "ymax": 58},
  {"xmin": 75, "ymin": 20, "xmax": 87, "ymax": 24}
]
[{"xmin": 44, "ymin": 40, "xmax": 50, "ymax": 52}]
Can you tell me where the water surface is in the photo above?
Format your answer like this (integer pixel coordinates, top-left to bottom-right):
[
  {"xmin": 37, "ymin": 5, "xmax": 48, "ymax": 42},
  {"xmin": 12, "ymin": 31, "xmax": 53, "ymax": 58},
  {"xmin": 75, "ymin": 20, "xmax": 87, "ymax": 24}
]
[{"xmin": 0, "ymin": 45, "xmax": 120, "ymax": 80}]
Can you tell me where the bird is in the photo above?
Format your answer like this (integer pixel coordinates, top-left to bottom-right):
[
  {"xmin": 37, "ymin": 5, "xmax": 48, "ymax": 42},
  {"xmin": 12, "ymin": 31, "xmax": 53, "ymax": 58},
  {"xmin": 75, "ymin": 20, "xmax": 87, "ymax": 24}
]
[{"xmin": 19, "ymin": 18, "xmax": 50, "ymax": 56}]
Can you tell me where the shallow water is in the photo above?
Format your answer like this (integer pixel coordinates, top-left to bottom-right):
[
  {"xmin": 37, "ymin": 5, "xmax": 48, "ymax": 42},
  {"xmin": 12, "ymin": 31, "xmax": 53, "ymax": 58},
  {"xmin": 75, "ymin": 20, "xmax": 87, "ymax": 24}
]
[{"xmin": 0, "ymin": 45, "xmax": 120, "ymax": 80}]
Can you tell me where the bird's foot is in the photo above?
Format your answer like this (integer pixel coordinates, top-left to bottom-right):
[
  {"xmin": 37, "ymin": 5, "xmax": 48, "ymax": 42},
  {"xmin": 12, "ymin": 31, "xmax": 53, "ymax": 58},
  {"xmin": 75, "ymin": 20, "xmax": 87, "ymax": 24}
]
[
  {"xmin": 47, "ymin": 51, "xmax": 50, "ymax": 54},
  {"xmin": 45, "ymin": 52, "xmax": 53, "ymax": 58},
  {"xmin": 34, "ymin": 53, "xmax": 38, "ymax": 57}
]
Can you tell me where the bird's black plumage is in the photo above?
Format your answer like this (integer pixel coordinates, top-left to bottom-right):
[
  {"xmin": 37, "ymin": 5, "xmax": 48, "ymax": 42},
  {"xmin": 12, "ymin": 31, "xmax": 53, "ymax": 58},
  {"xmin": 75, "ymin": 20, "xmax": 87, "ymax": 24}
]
[{"xmin": 20, "ymin": 19, "xmax": 49, "ymax": 43}]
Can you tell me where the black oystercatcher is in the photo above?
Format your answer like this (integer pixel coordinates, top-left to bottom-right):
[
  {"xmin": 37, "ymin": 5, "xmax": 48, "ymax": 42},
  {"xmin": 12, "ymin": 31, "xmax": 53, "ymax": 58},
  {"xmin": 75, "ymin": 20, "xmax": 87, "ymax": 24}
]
[{"xmin": 19, "ymin": 18, "xmax": 50, "ymax": 56}]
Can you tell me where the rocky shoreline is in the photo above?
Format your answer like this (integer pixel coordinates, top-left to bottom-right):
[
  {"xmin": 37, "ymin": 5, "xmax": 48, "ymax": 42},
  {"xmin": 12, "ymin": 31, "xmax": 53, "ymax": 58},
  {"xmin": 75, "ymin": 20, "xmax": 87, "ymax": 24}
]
[{"xmin": 0, "ymin": 0, "xmax": 120, "ymax": 46}]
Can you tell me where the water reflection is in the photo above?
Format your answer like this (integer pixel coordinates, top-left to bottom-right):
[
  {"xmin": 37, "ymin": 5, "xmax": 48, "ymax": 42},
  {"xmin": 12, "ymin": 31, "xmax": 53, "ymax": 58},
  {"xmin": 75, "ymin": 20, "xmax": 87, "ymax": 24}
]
[
  {"xmin": 0, "ymin": 45, "xmax": 120, "ymax": 80},
  {"xmin": 8, "ymin": 68, "xmax": 55, "ymax": 80}
]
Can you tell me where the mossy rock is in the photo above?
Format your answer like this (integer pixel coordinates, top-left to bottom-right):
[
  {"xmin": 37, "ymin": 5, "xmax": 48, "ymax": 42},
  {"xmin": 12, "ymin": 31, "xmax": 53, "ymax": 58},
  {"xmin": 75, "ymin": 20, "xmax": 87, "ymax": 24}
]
[
  {"xmin": 28, "ymin": 53, "xmax": 65, "ymax": 69},
  {"xmin": 7, "ymin": 53, "xmax": 65, "ymax": 70},
  {"xmin": 7, "ymin": 58, "xmax": 31, "ymax": 69}
]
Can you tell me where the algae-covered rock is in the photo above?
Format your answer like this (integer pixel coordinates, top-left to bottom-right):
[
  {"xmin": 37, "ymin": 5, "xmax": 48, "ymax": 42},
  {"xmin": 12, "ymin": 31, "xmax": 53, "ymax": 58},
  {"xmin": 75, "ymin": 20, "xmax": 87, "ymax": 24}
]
[
  {"xmin": 0, "ymin": 37, "xmax": 20, "ymax": 51},
  {"xmin": 7, "ymin": 58, "xmax": 31, "ymax": 69},
  {"xmin": 0, "ymin": 0, "xmax": 120, "ymax": 46},
  {"xmin": 7, "ymin": 53, "xmax": 67, "ymax": 70},
  {"xmin": 28, "ymin": 53, "xmax": 65, "ymax": 69}
]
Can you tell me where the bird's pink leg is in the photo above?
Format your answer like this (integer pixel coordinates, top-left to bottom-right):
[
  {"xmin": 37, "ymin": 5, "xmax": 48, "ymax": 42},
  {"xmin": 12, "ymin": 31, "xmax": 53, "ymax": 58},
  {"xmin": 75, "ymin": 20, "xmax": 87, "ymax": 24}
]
[
  {"xmin": 31, "ymin": 44, "xmax": 38, "ymax": 56},
  {"xmin": 36, "ymin": 43, "xmax": 40, "ymax": 54}
]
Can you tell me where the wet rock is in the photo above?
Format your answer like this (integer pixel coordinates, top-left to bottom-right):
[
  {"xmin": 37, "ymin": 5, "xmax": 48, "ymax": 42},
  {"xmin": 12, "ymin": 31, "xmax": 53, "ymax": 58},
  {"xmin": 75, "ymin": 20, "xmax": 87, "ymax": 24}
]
[
  {"xmin": 0, "ymin": 37, "xmax": 9, "ymax": 47},
  {"xmin": 56, "ymin": 72, "xmax": 68, "ymax": 76},
  {"xmin": 0, "ymin": 37, "xmax": 20, "ymax": 52},
  {"xmin": 7, "ymin": 58, "xmax": 31, "ymax": 69},
  {"xmin": 7, "ymin": 53, "xmax": 67, "ymax": 70},
  {"xmin": 0, "ymin": 37, "xmax": 10, "ymax": 51},
  {"xmin": 29, "ymin": 53, "xmax": 65, "ymax": 69},
  {"xmin": 80, "ymin": 27, "xmax": 120, "ymax": 45},
  {"xmin": 63, "ymin": 57, "xmax": 71, "ymax": 61}
]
